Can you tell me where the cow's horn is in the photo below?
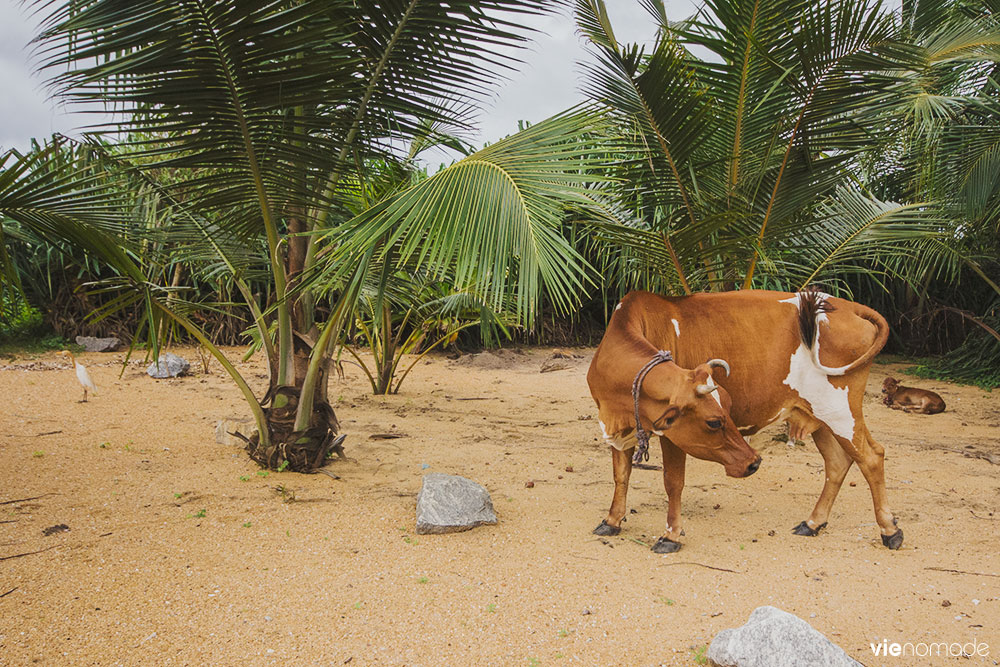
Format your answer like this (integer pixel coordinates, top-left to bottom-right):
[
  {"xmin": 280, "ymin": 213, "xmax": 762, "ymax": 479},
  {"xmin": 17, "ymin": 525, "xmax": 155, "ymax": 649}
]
[
  {"xmin": 696, "ymin": 383, "xmax": 719, "ymax": 396},
  {"xmin": 707, "ymin": 358, "xmax": 731, "ymax": 377}
]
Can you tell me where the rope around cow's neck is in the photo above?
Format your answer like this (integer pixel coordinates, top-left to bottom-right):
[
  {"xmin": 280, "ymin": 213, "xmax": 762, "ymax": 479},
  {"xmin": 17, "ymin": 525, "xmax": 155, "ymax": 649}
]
[{"xmin": 631, "ymin": 350, "xmax": 674, "ymax": 464}]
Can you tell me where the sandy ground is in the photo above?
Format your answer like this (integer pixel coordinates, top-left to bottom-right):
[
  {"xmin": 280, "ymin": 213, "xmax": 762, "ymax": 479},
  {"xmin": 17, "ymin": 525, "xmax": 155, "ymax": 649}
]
[{"xmin": 1, "ymin": 346, "xmax": 998, "ymax": 666}]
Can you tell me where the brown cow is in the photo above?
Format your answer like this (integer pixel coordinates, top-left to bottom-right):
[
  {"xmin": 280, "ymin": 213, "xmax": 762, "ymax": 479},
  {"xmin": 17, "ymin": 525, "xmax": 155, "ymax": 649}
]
[
  {"xmin": 882, "ymin": 377, "xmax": 946, "ymax": 414},
  {"xmin": 587, "ymin": 289, "xmax": 902, "ymax": 553}
]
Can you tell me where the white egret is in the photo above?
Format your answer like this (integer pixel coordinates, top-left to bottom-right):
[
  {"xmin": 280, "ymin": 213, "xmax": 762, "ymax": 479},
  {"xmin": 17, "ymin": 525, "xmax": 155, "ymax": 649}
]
[{"xmin": 59, "ymin": 350, "xmax": 97, "ymax": 402}]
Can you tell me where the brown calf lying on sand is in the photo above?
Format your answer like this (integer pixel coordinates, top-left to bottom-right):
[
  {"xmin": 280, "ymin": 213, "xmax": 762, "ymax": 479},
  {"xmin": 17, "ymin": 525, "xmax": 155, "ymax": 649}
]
[{"xmin": 882, "ymin": 377, "xmax": 946, "ymax": 414}]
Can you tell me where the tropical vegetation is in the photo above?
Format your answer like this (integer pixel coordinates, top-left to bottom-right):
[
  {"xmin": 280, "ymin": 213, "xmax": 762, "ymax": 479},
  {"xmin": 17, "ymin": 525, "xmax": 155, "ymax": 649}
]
[{"xmin": 2, "ymin": 0, "xmax": 999, "ymax": 475}]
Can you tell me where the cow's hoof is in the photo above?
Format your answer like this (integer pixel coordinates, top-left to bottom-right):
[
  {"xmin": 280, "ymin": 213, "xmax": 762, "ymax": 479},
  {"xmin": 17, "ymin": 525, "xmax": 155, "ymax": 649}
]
[
  {"xmin": 593, "ymin": 520, "xmax": 621, "ymax": 537},
  {"xmin": 651, "ymin": 537, "xmax": 682, "ymax": 553},
  {"xmin": 881, "ymin": 528, "xmax": 904, "ymax": 550},
  {"xmin": 791, "ymin": 521, "xmax": 827, "ymax": 537}
]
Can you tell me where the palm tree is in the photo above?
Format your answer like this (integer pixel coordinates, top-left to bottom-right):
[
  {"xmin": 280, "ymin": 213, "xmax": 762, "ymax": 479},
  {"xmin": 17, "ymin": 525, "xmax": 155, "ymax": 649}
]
[
  {"xmin": 2, "ymin": 0, "xmax": 607, "ymax": 470},
  {"xmin": 574, "ymin": 0, "xmax": 1000, "ymax": 298}
]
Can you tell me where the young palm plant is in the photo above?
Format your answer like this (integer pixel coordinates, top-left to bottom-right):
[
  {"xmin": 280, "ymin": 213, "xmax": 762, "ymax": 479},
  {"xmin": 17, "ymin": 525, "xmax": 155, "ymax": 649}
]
[{"xmin": 344, "ymin": 271, "xmax": 513, "ymax": 395}]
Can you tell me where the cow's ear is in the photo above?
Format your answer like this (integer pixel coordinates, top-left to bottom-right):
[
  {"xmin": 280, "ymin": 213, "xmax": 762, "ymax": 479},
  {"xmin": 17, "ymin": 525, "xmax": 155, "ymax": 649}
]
[{"xmin": 655, "ymin": 405, "xmax": 680, "ymax": 429}]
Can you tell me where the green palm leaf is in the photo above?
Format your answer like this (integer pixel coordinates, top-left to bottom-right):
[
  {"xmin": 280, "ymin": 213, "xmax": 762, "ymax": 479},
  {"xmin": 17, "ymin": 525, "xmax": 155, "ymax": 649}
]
[
  {"xmin": 769, "ymin": 187, "xmax": 946, "ymax": 289},
  {"xmin": 314, "ymin": 109, "xmax": 610, "ymax": 324},
  {"xmin": 0, "ymin": 143, "xmax": 143, "ymax": 286}
]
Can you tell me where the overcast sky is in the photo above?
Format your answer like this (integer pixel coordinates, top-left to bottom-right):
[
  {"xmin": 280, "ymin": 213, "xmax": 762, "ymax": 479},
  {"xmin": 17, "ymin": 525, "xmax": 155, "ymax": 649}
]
[{"xmin": 0, "ymin": 1, "xmax": 695, "ymax": 161}]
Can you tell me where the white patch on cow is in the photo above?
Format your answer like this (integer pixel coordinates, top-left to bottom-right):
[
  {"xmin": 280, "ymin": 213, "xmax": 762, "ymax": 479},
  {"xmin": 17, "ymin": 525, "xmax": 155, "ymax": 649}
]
[
  {"xmin": 704, "ymin": 375, "xmax": 722, "ymax": 407},
  {"xmin": 782, "ymin": 344, "xmax": 855, "ymax": 441},
  {"xmin": 608, "ymin": 430, "xmax": 638, "ymax": 451},
  {"xmin": 652, "ymin": 429, "xmax": 664, "ymax": 436},
  {"xmin": 615, "ymin": 302, "xmax": 622, "ymax": 311},
  {"xmin": 671, "ymin": 318, "xmax": 680, "ymax": 337},
  {"xmin": 599, "ymin": 421, "xmax": 638, "ymax": 451}
]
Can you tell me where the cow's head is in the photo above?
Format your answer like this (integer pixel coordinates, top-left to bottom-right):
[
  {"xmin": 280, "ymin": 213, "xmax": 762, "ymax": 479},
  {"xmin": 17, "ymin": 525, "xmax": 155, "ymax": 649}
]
[
  {"xmin": 639, "ymin": 359, "xmax": 761, "ymax": 478},
  {"xmin": 881, "ymin": 377, "xmax": 899, "ymax": 405}
]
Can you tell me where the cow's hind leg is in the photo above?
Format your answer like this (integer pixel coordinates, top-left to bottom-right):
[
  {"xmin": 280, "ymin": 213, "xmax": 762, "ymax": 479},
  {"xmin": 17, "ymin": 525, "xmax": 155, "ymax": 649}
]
[
  {"xmin": 793, "ymin": 427, "xmax": 852, "ymax": 537},
  {"xmin": 652, "ymin": 437, "xmax": 686, "ymax": 553},
  {"xmin": 820, "ymin": 425, "xmax": 902, "ymax": 549},
  {"xmin": 594, "ymin": 447, "xmax": 634, "ymax": 536},
  {"xmin": 852, "ymin": 426, "xmax": 903, "ymax": 549}
]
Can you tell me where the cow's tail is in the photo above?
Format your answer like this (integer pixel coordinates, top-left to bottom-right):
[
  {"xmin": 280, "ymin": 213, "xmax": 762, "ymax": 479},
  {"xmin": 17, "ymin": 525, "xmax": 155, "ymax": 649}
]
[{"xmin": 798, "ymin": 289, "xmax": 889, "ymax": 376}]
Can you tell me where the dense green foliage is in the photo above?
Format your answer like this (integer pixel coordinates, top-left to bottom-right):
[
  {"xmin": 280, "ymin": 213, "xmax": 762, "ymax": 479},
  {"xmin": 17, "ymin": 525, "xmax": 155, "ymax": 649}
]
[
  {"xmin": 907, "ymin": 301, "xmax": 1000, "ymax": 389},
  {"xmin": 2, "ymin": 0, "xmax": 1000, "ymax": 445}
]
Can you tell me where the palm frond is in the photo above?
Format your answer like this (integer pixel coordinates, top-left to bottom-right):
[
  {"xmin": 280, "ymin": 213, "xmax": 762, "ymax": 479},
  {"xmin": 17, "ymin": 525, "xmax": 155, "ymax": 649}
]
[
  {"xmin": 768, "ymin": 187, "xmax": 947, "ymax": 289},
  {"xmin": 0, "ymin": 141, "xmax": 143, "ymax": 286},
  {"xmin": 311, "ymin": 109, "xmax": 610, "ymax": 324}
]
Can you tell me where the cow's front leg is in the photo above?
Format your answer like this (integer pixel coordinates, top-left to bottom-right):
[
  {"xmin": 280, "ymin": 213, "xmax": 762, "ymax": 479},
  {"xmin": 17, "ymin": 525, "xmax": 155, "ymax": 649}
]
[
  {"xmin": 652, "ymin": 437, "xmax": 686, "ymax": 553},
  {"xmin": 594, "ymin": 446, "xmax": 634, "ymax": 536}
]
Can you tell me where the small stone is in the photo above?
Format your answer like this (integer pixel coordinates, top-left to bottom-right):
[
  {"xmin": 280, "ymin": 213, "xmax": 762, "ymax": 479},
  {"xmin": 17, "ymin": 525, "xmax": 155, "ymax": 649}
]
[
  {"xmin": 714, "ymin": 504, "xmax": 721, "ymax": 510},
  {"xmin": 147, "ymin": 353, "xmax": 190, "ymax": 378},
  {"xmin": 525, "ymin": 481, "xmax": 534, "ymax": 488},
  {"xmin": 75, "ymin": 336, "xmax": 121, "ymax": 352},
  {"xmin": 942, "ymin": 600, "xmax": 951, "ymax": 607},
  {"xmin": 415, "ymin": 473, "xmax": 497, "ymax": 535},
  {"xmin": 540, "ymin": 356, "xmax": 573, "ymax": 373},
  {"xmin": 215, "ymin": 417, "xmax": 256, "ymax": 446},
  {"xmin": 767, "ymin": 530, "xmax": 776, "ymax": 537},
  {"xmin": 565, "ymin": 465, "xmax": 574, "ymax": 473},
  {"xmin": 582, "ymin": 609, "xmax": 591, "ymax": 615},
  {"xmin": 849, "ymin": 482, "xmax": 857, "ymax": 487},
  {"xmin": 42, "ymin": 523, "xmax": 70, "ymax": 536}
]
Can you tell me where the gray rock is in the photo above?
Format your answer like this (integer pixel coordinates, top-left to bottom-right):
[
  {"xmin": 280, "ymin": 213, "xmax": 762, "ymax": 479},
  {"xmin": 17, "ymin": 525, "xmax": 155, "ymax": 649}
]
[
  {"xmin": 215, "ymin": 417, "xmax": 256, "ymax": 446},
  {"xmin": 147, "ymin": 353, "xmax": 191, "ymax": 378},
  {"xmin": 708, "ymin": 606, "xmax": 862, "ymax": 667},
  {"xmin": 75, "ymin": 336, "xmax": 121, "ymax": 352},
  {"xmin": 415, "ymin": 473, "xmax": 497, "ymax": 534}
]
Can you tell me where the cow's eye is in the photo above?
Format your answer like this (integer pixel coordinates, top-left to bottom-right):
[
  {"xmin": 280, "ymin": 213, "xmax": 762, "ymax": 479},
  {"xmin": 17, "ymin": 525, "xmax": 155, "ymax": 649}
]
[{"xmin": 706, "ymin": 419, "xmax": 723, "ymax": 430}]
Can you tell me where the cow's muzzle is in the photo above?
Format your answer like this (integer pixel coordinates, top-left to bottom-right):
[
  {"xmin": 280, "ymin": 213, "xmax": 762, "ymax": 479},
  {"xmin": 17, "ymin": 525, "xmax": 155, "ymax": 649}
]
[{"xmin": 743, "ymin": 456, "xmax": 762, "ymax": 477}]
